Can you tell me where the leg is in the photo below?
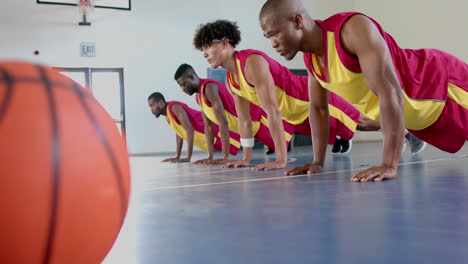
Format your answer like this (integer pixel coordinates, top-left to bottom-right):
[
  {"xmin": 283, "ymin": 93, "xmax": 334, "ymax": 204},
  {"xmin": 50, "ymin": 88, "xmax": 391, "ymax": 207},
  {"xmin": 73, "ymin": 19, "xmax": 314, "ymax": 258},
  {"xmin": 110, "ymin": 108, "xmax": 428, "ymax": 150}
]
[
  {"xmin": 357, "ymin": 113, "xmax": 427, "ymax": 154},
  {"xmin": 409, "ymin": 98, "xmax": 467, "ymax": 153},
  {"xmin": 327, "ymin": 93, "xmax": 362, "ymax": 154}
]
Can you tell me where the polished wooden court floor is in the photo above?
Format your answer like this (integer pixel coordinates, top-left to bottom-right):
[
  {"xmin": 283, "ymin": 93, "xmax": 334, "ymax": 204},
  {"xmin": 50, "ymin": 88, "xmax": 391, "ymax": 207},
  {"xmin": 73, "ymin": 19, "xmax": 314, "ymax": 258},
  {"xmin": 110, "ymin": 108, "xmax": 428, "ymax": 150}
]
[{"xmin": 104, "ymin": 142, "xmax": 468, "ymax": 264}]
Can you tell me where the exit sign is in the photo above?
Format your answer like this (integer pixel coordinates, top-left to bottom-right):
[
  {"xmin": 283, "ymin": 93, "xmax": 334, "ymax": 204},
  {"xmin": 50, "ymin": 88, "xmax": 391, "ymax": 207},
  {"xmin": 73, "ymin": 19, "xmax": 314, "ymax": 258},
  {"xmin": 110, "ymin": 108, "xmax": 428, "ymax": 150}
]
[{"xmin": 80, "ymin": 42, "xmax": 96, "ymax": 57}]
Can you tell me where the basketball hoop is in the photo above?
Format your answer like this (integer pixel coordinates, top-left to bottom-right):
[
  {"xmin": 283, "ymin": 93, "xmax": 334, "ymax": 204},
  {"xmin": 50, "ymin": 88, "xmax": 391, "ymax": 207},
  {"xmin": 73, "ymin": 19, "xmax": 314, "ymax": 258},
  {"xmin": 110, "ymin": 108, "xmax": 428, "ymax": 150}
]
[{"xmin": 78, "ymin": 0, "xmax": 96, "ymax": 26}]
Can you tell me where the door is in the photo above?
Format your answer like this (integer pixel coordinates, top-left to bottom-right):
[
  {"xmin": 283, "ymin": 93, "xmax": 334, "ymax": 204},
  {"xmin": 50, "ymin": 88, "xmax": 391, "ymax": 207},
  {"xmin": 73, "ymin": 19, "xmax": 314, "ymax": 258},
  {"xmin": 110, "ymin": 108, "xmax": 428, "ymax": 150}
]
[{"xmin": 58, "ymin": 67, "xmax": 126, "ymax": 140}]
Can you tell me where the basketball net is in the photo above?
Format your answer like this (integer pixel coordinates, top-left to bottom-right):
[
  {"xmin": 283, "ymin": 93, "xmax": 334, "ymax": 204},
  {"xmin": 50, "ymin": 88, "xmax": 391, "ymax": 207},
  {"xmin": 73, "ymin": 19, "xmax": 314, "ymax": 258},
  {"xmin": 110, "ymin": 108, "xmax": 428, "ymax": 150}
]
[{"xmin": 78, "ymin": 0, "xmax": 96, "ymax": 26}]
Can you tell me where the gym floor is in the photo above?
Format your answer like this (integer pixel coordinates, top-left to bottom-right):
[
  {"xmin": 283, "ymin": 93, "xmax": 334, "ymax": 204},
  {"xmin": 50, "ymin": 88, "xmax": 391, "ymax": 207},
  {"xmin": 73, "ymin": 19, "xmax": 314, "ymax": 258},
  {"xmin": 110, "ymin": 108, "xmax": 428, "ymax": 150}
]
[{"xmin": 104, "ymin": 142, "xmax": 468, "ymax": 264}]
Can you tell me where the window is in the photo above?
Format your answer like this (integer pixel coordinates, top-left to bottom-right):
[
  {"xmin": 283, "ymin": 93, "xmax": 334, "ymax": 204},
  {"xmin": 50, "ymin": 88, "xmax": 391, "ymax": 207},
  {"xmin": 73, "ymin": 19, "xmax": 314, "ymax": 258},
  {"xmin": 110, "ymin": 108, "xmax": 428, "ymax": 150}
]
[{"xmin": 58, "ymin": 67, "xmax": 127, "ymax": 142}]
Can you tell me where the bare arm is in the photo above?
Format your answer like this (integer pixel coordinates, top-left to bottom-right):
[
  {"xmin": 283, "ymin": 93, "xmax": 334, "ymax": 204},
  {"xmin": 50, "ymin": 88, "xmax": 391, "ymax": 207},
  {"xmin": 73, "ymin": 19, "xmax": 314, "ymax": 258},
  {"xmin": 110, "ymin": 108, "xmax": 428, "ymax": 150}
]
[
  {"xmin": 309, "ymin": 72, "xmax": 330, "ymax": 166},
  {"xmin": 222, "ymin": 94, "xmax": 253, "ymax": 168},
  {"xmin": 244, "ymin": 54, "xmax": 287, "ymax": 171},
  {"xmin": 161, "ymin": 134, "xmax": 184, "ymax": 162},
  {"xmin": 204, "ymin": 83, "xmax": 230, "ymax": 162},
  {"xmin": 203, "ymin": 112, "xmax": 215, "ymax": 159},
  {"xmin": 192, "ymin": 112, "xmax": 215, "ymax": 164},
  {"xmin": 176, "ymin": 134, "xmax": 183, "ymax": 158},
  {"xmin": 286, "ymin": 70, "xmax": 329, "ymax": 175},
  {"xmin": 342, "ymin": 15, "xmax": 404, "ymax": 181},
  {"xmin": 171, "ymin": 104, "xmax": 194, "ymax": 162}
]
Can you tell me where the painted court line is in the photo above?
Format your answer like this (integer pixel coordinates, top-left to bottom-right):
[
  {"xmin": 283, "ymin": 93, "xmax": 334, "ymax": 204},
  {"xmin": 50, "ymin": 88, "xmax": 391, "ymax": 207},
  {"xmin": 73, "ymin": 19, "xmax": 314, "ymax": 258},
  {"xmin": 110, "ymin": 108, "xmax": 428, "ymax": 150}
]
[
  {"xmin": 146, "ymin": 156, "xmax": 467, "ymax": 191},
  {"xmin": 166, "ymin": 166, "xmax": 253, "ymax": 177},
  {"xmin": 156, "ymin": 158, "xmax": 298, "ymax": 178}
]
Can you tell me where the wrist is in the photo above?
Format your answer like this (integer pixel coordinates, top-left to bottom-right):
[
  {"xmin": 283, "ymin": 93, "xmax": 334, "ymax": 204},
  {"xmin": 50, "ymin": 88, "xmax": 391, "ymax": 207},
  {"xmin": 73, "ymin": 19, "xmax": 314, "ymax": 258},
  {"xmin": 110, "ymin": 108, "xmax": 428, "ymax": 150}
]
[
  {"xmin": 382, "ymin": 162, "xmax": 398, "ymax": 169},
  {"xmin": 275, "ymin": 153, "xmax": 287, "ymax": 162},
  {"xmin": 242, "ymin": 155, "xmax": 251, "ymax": 162},
  {"xmin": 277, "ymin": 152, "xmax": 288, "ymax": 162},
  {"xmin": 313, "ymin": 161, "xmax": 324, "ymax": 167}
]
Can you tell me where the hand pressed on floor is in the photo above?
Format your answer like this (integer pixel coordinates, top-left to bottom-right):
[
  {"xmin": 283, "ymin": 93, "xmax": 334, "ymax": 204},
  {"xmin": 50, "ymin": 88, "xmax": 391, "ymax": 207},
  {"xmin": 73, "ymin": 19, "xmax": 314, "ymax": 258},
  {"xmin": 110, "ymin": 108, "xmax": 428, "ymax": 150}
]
[
  {"xmin": 285, "ymin": 163, "xmax": 323, "ymax": 175},
  {"xmin": 351, "ymin": 165, "xmax": 397, "ymax": 182}
]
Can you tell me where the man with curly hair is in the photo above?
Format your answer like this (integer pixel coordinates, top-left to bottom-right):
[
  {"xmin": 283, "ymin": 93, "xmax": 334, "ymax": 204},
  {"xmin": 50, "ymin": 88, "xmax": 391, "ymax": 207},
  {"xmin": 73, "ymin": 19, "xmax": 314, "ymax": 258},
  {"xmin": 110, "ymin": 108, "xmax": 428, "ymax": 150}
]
[
  {"xmin": 258, "ymin": 0, "xmax": 467, "ymax": 181},
  {"xmin": 193, "ymin": 20, "xmax": 366, "ymax": 171}
]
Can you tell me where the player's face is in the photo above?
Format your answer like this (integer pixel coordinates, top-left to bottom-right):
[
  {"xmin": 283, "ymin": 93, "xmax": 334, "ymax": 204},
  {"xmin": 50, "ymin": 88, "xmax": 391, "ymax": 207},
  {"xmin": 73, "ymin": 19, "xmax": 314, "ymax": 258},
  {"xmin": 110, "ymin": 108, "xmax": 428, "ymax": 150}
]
[
  {"xmin": 176, "ymin": 75, "xmax": 197, "ymax": 96},
  {"xmin": 148, "ymin": 98, "xmax": 164, "ymax": 118},
  {"xmin": 260, "ymin": 14, "xmax": 301, "ymax": 61},
  {"xmin": 202, "ymin": 41, "xmax": 228, "ymax": 68}
]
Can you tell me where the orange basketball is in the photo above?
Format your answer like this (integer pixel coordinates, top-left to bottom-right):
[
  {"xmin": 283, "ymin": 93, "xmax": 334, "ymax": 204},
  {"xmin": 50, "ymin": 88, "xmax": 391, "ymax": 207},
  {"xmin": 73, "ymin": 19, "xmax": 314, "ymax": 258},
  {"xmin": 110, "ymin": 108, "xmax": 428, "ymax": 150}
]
[{"xmin": 0, "ymin": 62, "xmax": 131, "ymax": 263}]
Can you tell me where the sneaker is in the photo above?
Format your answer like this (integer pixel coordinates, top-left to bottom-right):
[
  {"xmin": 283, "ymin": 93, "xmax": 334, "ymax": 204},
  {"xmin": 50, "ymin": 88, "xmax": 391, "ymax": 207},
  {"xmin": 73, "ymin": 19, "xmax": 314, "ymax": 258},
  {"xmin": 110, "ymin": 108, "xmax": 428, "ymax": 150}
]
[
  {"xmin": 339, "ymin": 138, "xmax": 352, "ymax": 154},
  {"xmin": 405, "ymin": 132, "xmax": 427, "ymax": 154},
  {"xmin": 401, "ymin": 140, "xmax": 407, "ymax": 153},
  {"xmin": 266, "ymin": 148, "xmax": 275, "ymax": 155},
  {"xmin": 332, "ymin": 138, "xmax": 341, "ymax": 153}
]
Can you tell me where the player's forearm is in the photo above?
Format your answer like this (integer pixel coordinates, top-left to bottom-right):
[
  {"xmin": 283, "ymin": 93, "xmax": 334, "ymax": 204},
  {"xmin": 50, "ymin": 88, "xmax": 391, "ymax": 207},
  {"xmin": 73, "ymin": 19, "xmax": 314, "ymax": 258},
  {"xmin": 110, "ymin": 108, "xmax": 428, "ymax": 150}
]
[
  {"xmin": 238, "ymin": 118, "xmax": 253, "ymax": 139},
  {"xmin": 310, "ymin": 107, "xmax": 329, "ymax": 166},
  {"xmin": 205, "ymin": 124, "xmax": 215, "ymax": 159},
  {"xmin": 219, "ymin": 121, "xmax": 230, "ymax": 160},
  {"xmin": 238, "ymin": 118, "xmax": 253, "ymax": 162},
  {"xmin": 186, "ymin": 129, "xmax": 194, "ymax": 159},
  {"xmin": 176, "ymin": 135, "xmax": 183, "ymax": 158},
  {"xmin": 380, "ymin": 97, "xmax": 405, "ymax": 168},
  {"xmin": 242, "ymin": 147, "xmax": 253, "ymax": 162},
  {"xmin": 265, "ymin": 112, "xmax": 287, "ymax": 162}
]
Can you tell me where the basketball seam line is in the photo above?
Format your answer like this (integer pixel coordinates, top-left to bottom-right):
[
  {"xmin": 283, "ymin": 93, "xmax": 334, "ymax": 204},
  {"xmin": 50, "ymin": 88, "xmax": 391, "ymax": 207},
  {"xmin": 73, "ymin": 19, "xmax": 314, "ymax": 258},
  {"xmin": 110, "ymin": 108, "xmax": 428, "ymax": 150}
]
[
  {"xmin": 38, "ymin": 66, "xmax": 62, "ymax": 264},
  {"xmin": 0, "ymin": 68, "xmax": 15, "ymax": 126},
  {"xmin": 68, "ymin": 81, "xmax": 128, "ymax": 225},
  {"xmin": 0, "ymin": 76, "xmax": 98, "ymax": 102}
]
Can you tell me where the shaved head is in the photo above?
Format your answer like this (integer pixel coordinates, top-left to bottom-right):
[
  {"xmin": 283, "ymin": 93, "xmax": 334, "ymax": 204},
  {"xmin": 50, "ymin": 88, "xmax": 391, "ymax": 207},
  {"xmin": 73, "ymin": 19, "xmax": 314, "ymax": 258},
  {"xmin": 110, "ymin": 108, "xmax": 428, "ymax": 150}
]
[
  {"xmin": 259, "ymin": 0, "xmax": 307, "ymax": 20},
  {"xmin": 259, "ymin": 0, "xmax": 316, "ymax": 61}
]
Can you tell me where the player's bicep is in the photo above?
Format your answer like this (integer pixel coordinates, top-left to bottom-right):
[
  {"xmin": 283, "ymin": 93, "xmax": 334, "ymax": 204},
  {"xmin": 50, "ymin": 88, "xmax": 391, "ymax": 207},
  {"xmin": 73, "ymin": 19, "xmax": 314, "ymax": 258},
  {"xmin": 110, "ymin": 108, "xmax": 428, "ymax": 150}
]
[
  {"xmin": 172, "ymin": 104, "xmax": 193, "ymax": 131},
  {"xmin": 245, "ymin": 55, "xmax": 278, "ymax": 111},
  {"xmin": 341, "ymin": 15, "xmax": 401, "ymax": 97},
  {"xmin": 205, "ymin": 84, "xmax": 228, "ymax": 122}
]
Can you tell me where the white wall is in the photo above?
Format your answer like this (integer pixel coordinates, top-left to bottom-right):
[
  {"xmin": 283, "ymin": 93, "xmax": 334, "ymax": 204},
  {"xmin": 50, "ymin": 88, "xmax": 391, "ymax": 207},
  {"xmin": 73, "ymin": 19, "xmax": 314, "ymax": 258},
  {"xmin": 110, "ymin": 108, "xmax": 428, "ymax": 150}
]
[
  {"xmin": 1, "ymin": 0, "xmax": 466, "ymax": 153},
  {"xmin": 305, "ymin": 0, "xmax": 354, "ymax": 18},
  {"xmin": 0, "ymin": 0, "xmax": 306, "ymax": 154},
  {"xmin": 354, "ymin": 0, "xmax": 468, "ymax": 61}
]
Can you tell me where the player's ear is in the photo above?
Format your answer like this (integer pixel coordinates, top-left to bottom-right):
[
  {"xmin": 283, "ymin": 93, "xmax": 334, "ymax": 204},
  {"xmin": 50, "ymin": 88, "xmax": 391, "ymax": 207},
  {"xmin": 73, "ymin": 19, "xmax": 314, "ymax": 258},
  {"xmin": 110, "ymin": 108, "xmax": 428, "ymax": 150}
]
[
  {"xmin": 223, "ymin": 38, "xmax": 230, "ymax": 48},
  {"xmin": 293, "ymin": 14, "xmax": 304, "ymax": 30}
]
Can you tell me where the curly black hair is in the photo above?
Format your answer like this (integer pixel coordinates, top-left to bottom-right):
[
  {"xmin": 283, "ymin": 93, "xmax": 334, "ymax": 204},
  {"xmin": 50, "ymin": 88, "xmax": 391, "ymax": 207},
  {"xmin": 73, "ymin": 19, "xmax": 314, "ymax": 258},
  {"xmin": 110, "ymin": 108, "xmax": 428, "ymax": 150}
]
[{"xmin": 193, "ymin": 20, "xmax": 241, "ymax": 50}]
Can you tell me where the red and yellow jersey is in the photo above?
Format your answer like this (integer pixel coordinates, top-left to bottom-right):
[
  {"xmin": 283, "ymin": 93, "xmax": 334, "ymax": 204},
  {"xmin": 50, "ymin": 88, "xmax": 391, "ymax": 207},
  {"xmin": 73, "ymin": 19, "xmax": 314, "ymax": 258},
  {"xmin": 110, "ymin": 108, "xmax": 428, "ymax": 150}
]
[
  {"xmin": 196, "ymin": 78, "xmax": 295, "ymax": 144},
  {"xmin": 226, "ymin": 49, "xmax": 310, "ymax": 125},
  {"xmin": 303, "ymin": 12, "xmax": 468, "ymax": 131},
  {"xmin": 165, "ymin": 101, "xmax": 239, "ymax": 155},
  {"xmin": 196, "ymin": 78, "xmax": 260, "ymax": 136},
  {"xmin": 225, "ymin": 49, "xmax": 360, "ymax": 136}
]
